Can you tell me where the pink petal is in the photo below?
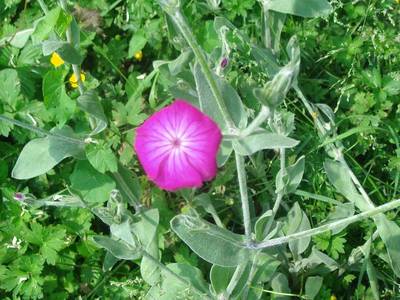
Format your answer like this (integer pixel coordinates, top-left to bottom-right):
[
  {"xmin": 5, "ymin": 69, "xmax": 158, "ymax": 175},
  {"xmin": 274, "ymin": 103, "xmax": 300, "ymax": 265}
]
[{"xmin": 134, "ymin": 99, "xmax": 222, "ymax": 191}]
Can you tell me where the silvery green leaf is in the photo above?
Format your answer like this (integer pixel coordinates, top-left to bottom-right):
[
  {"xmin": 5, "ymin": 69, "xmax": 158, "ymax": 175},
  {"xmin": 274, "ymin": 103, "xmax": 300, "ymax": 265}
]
[
  {"xmin": 171, "ymin": 214, "xmax": 251, "ymax": 267},
  {"xmin": 194, "ymin": 61, "xmax": 247, "ymax": 130},
  {"xmin": 92, "ymin": 235, "xmax": 142, "ymax": 260},
  {"xmin": 271, "ymin": 273, "xmax": 290, "ymax": 300},
  {"xmin": 286, "ymin": 203, "xmax": 311, "ymax": 256},
  {"xmin": 145, "ymin": 263, "xmax": 209, "ymax": 300},
  {"xmin": 276, "ymin": 155, "xmax": 305, "ymax": 194},
  {"xmin": 233, "ymin": 130, "xmax": 299, "ymax": 156},
  {"xmin": 77, "ymin": 91, "xmax": 108, "ymax": 135},
  {"xmin": 267, "ymin": 0, "xmax": 333, "ymax": 18},
  {"xmin": 305, "ymin": 276, "xmax": 323, "ymax": 300},
  {"xmin": 12, "ymin": 126, "xmax": 84, "ymax": 180}
]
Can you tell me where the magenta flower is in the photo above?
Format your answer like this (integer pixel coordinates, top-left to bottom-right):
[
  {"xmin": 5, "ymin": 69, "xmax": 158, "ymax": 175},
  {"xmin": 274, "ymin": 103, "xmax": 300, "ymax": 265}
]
[{"xmin": 134, "ymin": 100, "xmax": 222, "ymax": 191}]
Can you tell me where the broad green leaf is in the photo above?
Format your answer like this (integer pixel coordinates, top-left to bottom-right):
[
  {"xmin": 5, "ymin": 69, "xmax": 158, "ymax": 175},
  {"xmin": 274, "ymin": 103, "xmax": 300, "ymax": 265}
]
[
  {"xmin": 103, "ymin": 252, "xmax": 119, "ymax": 271},
  {"xmin": 193, "ymin": 62, "xmax": 247, "ymax": 130},
  {"xmin": 43, "ymin": 69, "xmax": 76, "ymax": 126},
  {"xmin": 153, "ymin": 50, "xmax": 193, "ymax": 76},
  {"xmin": 42, "ymin": 41, "xmax": 82, "ymax": 64},
  {"xmin": 86, "ymin": 143, "xmax": 118, "ymax": 173},
  {"xmin": 31, "ymin": 8, "xmax": 61, "ymax": 43},
  {"xmin": 324, "ymin": 203, "xmax": 355, "ymax": 234},
  {"xmin": 233, "ymin": 130, "xmax": 299, "ymax": 156},
  {"xmin": 324, "ymin": 159, "xmax": 372, "ymax": 211},
  {"xmin": 374, "ymin": 215, "xmax": 400, "ymax": 277},
  {"xmin": 255, "ymin": 210, "xmax": 273, "ymax": 241},
  {"xmin": 305, "ymin": 276, "xmax": 323, "ymax": 300},
  {"xmin": 366, "ymin": 259, "xmax": 380, "ymax": 300},
  {"xmin": 267, "ymin": 0, "xmax": 333, "ymax": 18},
  {"xmin": 77, "ymin": 91, "xmax": 108, "ymax": 135},
  {"xmin": 0, "ymin": 69, "xmax": 20, "ymax": 106},
  {"xmin": 145, "ymin": 263, "xmax": 209, "ymax": 300},
  {"xmin": 171, "ymin": 214, "xmax": 251, "ymax": 267},
  {"xmin": 110, "ymin": 219, "xmax": 136, "ymax": 246},
  {"xmin": 271, "ymin": 272, "xmax": 290, "ymax": 300},
  {"xmin": 0, "ymin": 28, "xmax": 34, "ymax": 48},
  {"xmin": 251, "ymin": 253, "xmax": 281, "ymax": 284},
  {"xmin": 12, "ymin": 127, "xmax": 84, "ymax": 180},
  {"xmin": 128, "ymin": 31, "xmax": 147, "ymax": 57},
  {"xmin": 132, "ymin": 209, "xmax": 160, "ymax": 285},
  {"xmin": 217, "ymin": 140, "xmax": 233, "ymax": 167},
  {"xmin": 304, "ymin": 247, "xmax": 339, "ymax": 272},
  {"xmin": 70, "ymin": 160, "xmax": 115, "ymax": 203},
  {"xmin": 193, "ymin": 194, "xmax": 221, "ymax": 225},
  {"xmin": 210, "ymin": 265, "xmax": 235, "ymax": 295},
  {"xmin": 286, "ymin": 203, "xmax": 311, "ymax": 256},
  {"xmin": 92, "ymin": 236, "xmax": 142, "ymax": 260},
  {"xmin": 276, "ymin": 155, "xmax": 305, "ymax": 194},
  {"xmin": 112, "ymin": 165, "xmax": 141, "ymax": 207}
]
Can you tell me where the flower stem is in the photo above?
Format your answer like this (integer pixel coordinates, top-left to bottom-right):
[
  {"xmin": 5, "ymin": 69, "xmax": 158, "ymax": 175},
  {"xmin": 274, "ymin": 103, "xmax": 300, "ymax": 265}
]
[
  {"xmin": 224, "ymin": 263, "xmax": 246, "ymax": 299},
  {"xmin": 235, "ymin": 152, "xmax": 252, "ymax": 243},
  {"xmin": 254, "ymin": 198, "xmax": 400, "ymax": 250},
  {"xmin": 169, "ymin": 9, "xmax": 237, "ymax": 131},
  {"xmin": 59, "ymin": 0, "xmax": 85, "ymax": 95}
]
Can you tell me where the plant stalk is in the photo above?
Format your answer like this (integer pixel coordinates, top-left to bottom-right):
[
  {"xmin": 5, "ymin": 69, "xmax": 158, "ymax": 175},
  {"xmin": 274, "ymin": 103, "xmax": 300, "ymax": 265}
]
[
  {"xmin": 224, "ymin": 264, "xmax": 246, "ymax": 299},
  {"xmin": 170, "ymin": 9, "xmax": 237, "ymax": 132},
  {"xmin": 235, "ymin": 152, "xmax": 252, "ymax": 244},
  {"xmin": 254, "ymin": 199, "xmax": 400, "ymax": 250},
  {"xmin": 59, "ymin": 0, "xmax": 85, "ymax": 95}
]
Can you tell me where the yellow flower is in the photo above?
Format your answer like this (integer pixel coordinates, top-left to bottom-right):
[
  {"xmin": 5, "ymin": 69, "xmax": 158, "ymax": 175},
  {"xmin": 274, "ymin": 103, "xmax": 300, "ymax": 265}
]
[
  {"xmin": 69, "ymin": 72, "xmax": 86, "ymax": 88},
  {"xmin": 134, "ymin": 50, "xmax": 143, "ymax": 62},
  {"xmin": 50, "ymin": 52, "xmax": 64, "ymax": 67},
  {"xmin": 330, "ymin": 295, "xmax": 337, "ymax": 300}
]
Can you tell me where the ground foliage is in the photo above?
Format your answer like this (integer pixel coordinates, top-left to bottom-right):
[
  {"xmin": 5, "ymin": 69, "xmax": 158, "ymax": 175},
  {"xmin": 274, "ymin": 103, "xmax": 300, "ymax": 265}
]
[{"xmin": 0, "ymin": 0, "xmax": 399, "ymax": 299}]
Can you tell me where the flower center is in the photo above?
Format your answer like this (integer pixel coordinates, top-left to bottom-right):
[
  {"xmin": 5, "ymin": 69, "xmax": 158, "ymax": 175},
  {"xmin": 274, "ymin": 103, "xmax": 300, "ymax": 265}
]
[{"xmin": 171, "ymin": 138, "xmax": 181, "ymax": 148}]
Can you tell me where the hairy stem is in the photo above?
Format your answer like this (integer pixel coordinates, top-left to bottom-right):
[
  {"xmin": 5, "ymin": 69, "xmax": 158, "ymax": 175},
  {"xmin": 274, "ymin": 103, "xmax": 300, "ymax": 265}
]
[
  {"xmin": 254, "ymin": 199, "xmax": 400, "ymax": 250},
  {"xmin": 235, "ymin": 153, "xmax": 252, "ymax": 243},
  {"xmin": 59, "ymin": 0, "xmax": 84, "ymax": 95},
  {"xmin": 168, "ymin": 9, "xmax": 237, "ymax": 131},
  {"xmin": 224, "ymin": 264, "xmax": 246, "ymax": 299}
]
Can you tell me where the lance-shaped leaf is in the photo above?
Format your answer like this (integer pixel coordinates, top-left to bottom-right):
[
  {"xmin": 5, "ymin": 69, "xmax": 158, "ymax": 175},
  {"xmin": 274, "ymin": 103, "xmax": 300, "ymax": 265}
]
[
  {"xmin": 171, "ymin": 214, "xmax": 251, "ymax": 267},
  {"xmin": 77, "ymin": 91, "xmax": 108, "ymax": 135},
  {"xmin": 92, "ymin": 235, "xmax": 142, "ymax": 260},
  {"xmin": 267, "ymin": 0, "xmax": 333, "ymax": 18},
  {"xmin": 233, "ymin": 130, "xmax": 299, "ymax": 156},
  {"xmin": 193, "ymin": 62, "xmax": 247, "ymax": 130},
  {"xmin": 12, "ymin": 126, "xmax": 84, "ymax": 180}
]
